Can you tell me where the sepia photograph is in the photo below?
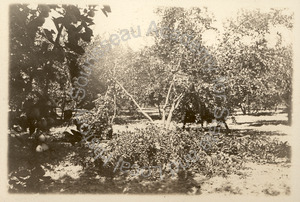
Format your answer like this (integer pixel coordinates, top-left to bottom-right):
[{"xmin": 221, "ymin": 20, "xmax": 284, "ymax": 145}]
[{"xmin": 2, "ymin": 0, "xmax": 300, "ymax": 201}]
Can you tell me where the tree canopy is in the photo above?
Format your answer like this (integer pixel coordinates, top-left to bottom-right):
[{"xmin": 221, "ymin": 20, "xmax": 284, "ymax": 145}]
[{"xmin": 9, "ymin": 4, "xmax": 98, "ymax": 111}]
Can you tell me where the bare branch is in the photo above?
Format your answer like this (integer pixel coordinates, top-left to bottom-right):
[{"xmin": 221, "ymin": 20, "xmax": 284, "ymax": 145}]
[
  {"xmin": 161, "ymin": 58, "xmax": 182, "ymax": 124},
  {"xmin": 112, "ymin": 78, "xmax": 154, "ymax": 123}
]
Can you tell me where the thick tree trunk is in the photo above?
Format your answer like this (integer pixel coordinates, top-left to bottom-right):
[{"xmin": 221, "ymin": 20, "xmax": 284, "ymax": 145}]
[
  {"xmin": 162, "ymin": 76, "xmax": 175, "ymax": 125},
  {"xmin": 166, "ymin": 103, "xmax": 176, "ymax": 129},
  {"xmin": 162, "ymin": 59, "xmax": 182, "ymax": 125},
  {"xmin": 165, "ymin": 93, "xmax": 183, "ymax": 129}
]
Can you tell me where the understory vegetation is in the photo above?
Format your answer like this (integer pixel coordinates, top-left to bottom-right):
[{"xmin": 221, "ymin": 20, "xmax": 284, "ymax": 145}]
[{"xmin": 8, "ymin": 123, "xmax": 291, "ymax": 193}]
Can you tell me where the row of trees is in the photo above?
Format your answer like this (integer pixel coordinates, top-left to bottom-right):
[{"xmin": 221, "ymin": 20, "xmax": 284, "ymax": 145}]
[
  {"xmin": 9, "ymin": 4, "xmax": 293, "ymax": 126},
  {"xmin": 218, "ymin": 9, "xmax": 293, "ymax": 122},
  {"xmin": 80, "ymin": 7, "xmax": 293, "ymax": 126}
]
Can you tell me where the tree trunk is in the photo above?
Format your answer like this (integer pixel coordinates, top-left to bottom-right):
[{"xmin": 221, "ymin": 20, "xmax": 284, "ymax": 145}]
[
  {"xmin": 240, "ymin": 105, "xmax": 246, "ymax": 115},
  {"xmin": 111, "ymin": 93, "xmax": 117, "ymax": 124},
  {"xmin": 165, "ymin": 93, "xmax": 183, "ymax": 129},
  {"xmin": 61, "ymin": 93, "xmax": 66, "ymax": 120},
  {"xmin": 281, "ymin": 93, "xmax": 292, "ymax": 125},
  {"xmin": 166, "ymin": 103, "xmax": 176, "ymax": 129},
  {"xmin": 246, "ymin": 94, "xmax": 251, "ymax": 114},
  {"xmin": 287, "ymin": 96, "xmax": 292, "ymax": 125},
  {"xmin": 162, "ymin": 76, "xmax": 175, "ymax": 125},
  {"xmin": 287, "ymin": 105, "xmax": 292, "ymax": 125},
  {"xmin": 157, "ymin": 104, "xmax": 162, "ymax": 118},
  {"xmin": 162, "ymin": 59, "xmax": 182, "ymax": 125},
  {"xmin": 111, "ymin": 65, "xmax": 117, "ymax": 124},
  {"xmin": 113, "ymin": 79, "xmax": 153, "ymax": 123}
]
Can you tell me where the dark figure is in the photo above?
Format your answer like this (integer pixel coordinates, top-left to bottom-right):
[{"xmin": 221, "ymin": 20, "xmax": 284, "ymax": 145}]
[
  {"xmin": 198, "ymin": 106, "xmax": 230, "ymax": 134},
  {"xmin": 182, "ymin": 103, "xmax": 197, "ymax": 129},
  {"xmin": 181, "ymin": 84, "xmax": 230, "ymax": 134},
  {"xmin": 181, "ymin": 84, "xmax": 203, "ymax": 129}
]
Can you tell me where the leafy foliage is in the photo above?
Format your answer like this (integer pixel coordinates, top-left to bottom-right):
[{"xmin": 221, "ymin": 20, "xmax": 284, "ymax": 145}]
[
  {"xmin": 86, "ymin": 125, "xmax": 290, "ymax": 181},
  {"xmin": 216, "ymin": 9, "xmax": 293, "ymax": 118},
  {"xmin": 10, "ymin": 4, "xmax": 97, "ymax": 111}
]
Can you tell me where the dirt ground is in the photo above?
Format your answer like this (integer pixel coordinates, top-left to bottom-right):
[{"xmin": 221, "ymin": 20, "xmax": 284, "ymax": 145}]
[
  {"xmin": 110, "ymin": 111, "xmax": 291, "ymax": 195},
  {"xmin": 200, "ymin": 112, "xmax": 291, "ymax": 195},
  {"xmin": 198, "ymin": 162, "xmax": 290, "ymax": 195},
  {"xmin": 8, "ymin": 110, "xmax": 291, "ymax": 195}
]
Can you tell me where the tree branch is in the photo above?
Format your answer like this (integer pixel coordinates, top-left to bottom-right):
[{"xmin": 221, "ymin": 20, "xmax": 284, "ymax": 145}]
[
  {"xmin": 161, "ymin": 58, "xmax": 182, "ymax": 124},
  {"xmin": 112, "ymin": 78, "xmax": 154, "ymax": 123},
  {"xmin": 166, "ymin": 93, "xmax": 184, "ymax": 129},
  {"xmin": 162, "ymin": 75, "xmax": 175, "ymax": 123},
  {"xmin": 55, "ymin": 24, "xmax": 63, "ymax": 46}
]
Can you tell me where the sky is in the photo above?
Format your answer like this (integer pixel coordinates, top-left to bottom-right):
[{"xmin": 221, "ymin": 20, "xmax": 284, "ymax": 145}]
[
  {"xmin": 89, "ymin": 0, "xmax": 294, "ymax": 51},
  {"xmin": 37, "ymin": 0, "xmax": 295, "ymax": 51}
]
